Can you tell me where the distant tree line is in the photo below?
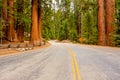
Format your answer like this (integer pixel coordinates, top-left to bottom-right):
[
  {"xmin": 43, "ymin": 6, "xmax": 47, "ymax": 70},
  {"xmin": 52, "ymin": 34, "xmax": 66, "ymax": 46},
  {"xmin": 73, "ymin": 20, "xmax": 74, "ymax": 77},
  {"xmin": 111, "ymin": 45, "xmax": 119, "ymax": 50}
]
[{"xmin": 42, "ymin": 0, "xmax": 120, "ymax": 47}]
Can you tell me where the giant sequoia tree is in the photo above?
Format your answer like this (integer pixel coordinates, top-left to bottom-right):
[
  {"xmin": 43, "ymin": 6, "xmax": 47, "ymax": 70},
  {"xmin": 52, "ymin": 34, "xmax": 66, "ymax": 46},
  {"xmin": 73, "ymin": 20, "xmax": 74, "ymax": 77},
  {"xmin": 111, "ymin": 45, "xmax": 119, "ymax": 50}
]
[
  {"xmin": 97, "ymin": 0, "xmax": 115, "ymax": 46},
  {"xmin": 16, "ymin": 0, "xmax": 24, "ymax": 42},
  {"xmin": 7, "ymin": 0, "xmax": 17, "ymax": 42},
  {"xmin": 97, "ymin": 0, "xmax": 106, "ymax": 45},
  {"xmin": 30, "ymin": 0, "xmax": 40, "ymax": 44},
  {"xmin": 38, "ymin": 0, "xmax": 42, "ymax": 42},
  {"xmin": 1, "ymin": 0, "xmax": 42, "ymax": 43},
  {"xmin": 106, "ymin": 0, "xmax": 115, "ymax": 46},
  {"xmin": 30, "ymin": 0, "xmax": 42, "ymax": 44}
]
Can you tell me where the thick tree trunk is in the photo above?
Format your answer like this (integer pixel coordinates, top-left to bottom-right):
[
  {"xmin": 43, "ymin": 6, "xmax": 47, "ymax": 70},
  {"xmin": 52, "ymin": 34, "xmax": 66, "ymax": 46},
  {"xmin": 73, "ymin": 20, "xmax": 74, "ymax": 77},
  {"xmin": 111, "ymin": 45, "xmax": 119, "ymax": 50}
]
[
  {"xmin": 30, "ymin": 0, "xmax": 40, "ymax": 44},
  {"xmin": 16, "ymin": 25, "xmax": 24, "ymax": 42},
  {"xmin": 97, "ymin": 0, "xmax": 106, "ymax": 46},
  {"xmin": 105, "ymin": 0, "xmax": 115, "ymax": 46},
  {"xmin": 16, "ymin": 0, "xmax": 24, "ymax": 42},
  {"xmin": 38, "ymin": 0, "xmax": 42, "ymax": 42},
  {"xmin": 7, "ymin": 0, "xmax": 17, "ymax": 42}
]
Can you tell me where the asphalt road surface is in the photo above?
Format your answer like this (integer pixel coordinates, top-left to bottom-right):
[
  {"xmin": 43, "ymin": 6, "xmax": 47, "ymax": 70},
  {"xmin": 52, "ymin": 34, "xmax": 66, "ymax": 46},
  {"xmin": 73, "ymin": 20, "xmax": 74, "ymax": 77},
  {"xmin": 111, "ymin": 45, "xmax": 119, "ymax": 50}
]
[{"xmin": 0, "ymin": 41, "xmax": 120, "ymax": 80}]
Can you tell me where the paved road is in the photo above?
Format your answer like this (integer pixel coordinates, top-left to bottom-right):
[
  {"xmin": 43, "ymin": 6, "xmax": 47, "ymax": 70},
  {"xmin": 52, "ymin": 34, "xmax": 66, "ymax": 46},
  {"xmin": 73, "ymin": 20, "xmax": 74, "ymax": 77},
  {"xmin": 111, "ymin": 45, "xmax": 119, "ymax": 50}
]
[{"xmin": 0, "ymin": 41, "xmax": 120, "ymax": 80}]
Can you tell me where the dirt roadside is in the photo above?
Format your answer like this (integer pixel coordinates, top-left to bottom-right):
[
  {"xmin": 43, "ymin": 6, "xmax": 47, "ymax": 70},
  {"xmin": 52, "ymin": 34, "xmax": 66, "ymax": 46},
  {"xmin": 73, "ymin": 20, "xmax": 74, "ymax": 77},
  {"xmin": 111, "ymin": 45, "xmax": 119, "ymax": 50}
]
[{"xmin": 0, "ymin": 43, "xmax": 51, "ymax": 56}]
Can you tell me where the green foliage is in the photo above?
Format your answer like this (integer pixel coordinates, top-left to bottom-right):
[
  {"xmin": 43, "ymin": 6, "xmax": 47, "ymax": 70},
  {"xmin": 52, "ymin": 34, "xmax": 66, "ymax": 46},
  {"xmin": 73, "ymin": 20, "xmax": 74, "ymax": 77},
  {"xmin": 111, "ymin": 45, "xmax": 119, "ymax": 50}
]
[
  {"xmin": 42, "ymin": 0, "xmax": 79, "ymax": 41},
  {"xmin": 42, "ymin": 0, "xmax": 54, "ymax": 40},
  {"xmin": 0, "ymin": 0, "xmax": 109, "ymax": 46},
  {"xmin": 80, "ymin": 0, "xmax": 98, "ymax": 44},
  {"xmin": 42, "ymin": 0, "xmax": 98, "ymax": 44},
  {"xmin": 0, "ymin": 0, "xmax": 2, "ymax": 9},
  {"xmin": 14, "ymin": 0, "xmax": 31, "ymax": 40},
  {"xmin": 112, "ymin": 0, "xmax": 120, "ymax": 47},
  {"xmin": 22, "ymin": 0, "xmax": 31, "ymax": 34}
]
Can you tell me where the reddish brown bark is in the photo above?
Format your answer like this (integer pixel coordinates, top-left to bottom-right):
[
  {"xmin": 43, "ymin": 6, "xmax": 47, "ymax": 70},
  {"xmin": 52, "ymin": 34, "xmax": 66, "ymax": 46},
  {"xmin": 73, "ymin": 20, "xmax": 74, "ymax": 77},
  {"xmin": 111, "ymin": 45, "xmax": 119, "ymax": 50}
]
[
  {"xmin": 16, "ymin": 0, "xmax": 24, "ymax": 42},
  {"xmin": 97, "ymin": 0, "xmax": 106, "ymax": 45},
  {"xmin": 7, "ymin": 0, "xmax": 17, "ymax": 42},
  {"xmin": 38, "ymin": 0, "xmax": 42, "ymax": 42},
  {"xmin": 30, "ymin": 0, "xmax": 40, "ymax": 44},
  {"xmin": 105, "ymin": 0, "xmax": 115, "ymax": 46}
]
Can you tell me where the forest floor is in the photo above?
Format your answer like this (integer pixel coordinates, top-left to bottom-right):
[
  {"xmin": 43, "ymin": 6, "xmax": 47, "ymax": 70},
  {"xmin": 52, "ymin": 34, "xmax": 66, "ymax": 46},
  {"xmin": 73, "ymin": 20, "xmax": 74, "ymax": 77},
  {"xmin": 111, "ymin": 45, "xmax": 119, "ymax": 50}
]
[{"xmin": 0, "ymin": 42, "xmax": 51, "ymax": 56}]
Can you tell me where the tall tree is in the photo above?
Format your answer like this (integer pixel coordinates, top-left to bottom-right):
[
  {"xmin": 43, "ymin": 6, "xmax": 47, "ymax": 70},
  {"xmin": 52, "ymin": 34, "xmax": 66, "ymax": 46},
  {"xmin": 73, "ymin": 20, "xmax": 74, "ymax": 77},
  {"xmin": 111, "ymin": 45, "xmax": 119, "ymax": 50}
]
[
  {"xmin": 105, "ymin": 0, "xmax": 115, "ymax": 46},
  {"xmin": 74, "ymin": 0, "xmax": 81, "ymax": 37},
  {"xmin": 97, "ymin": 0, "xmax": 106, "ymax": 45},
  {"xmin": 77, "ymin": 11, "xmax": 81, "ymax": 37},
  {"xmin": 30, "ymin": 0, "xmax": 40, "ymax": 44},
  {"xmin": 38, "ymin": 0, "xmax": 42, "ymax": 42},
  {"xmin": 7, "ymin": 0, "xmax": 17, "ymax": 42},
  {"xmin": 16, "ymin": 0, "xmax": 24, "ymax": 42}
]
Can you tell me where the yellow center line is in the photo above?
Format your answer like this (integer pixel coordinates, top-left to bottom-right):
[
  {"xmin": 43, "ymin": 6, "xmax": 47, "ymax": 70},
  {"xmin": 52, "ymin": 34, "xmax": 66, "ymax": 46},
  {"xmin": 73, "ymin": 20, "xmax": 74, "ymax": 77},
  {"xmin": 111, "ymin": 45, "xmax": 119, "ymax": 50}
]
[
  {"xmin": 67, "ymin": 47, "xmax": 82, "ymax": 80},
  {"xmin": 71, "ymin": 52, "xmax": 77, "ymax": 80}
]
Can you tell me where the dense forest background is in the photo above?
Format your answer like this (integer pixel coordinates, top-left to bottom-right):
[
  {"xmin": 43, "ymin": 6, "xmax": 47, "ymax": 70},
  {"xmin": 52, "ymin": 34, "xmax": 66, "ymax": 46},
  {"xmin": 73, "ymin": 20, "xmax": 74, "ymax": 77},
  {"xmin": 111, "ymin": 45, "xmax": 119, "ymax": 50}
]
[{"xmin": 0, "ymin": 0, "xmax": 120, "ymax": 47}]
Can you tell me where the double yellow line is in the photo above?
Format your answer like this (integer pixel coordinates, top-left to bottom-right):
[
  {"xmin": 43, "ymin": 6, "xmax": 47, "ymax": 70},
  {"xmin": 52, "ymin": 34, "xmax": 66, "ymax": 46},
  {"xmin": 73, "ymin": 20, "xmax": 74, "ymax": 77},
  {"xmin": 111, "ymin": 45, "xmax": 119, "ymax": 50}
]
[{"xmin": 67, "ymin": 47, "xmax": 82, "ymax": 80}]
